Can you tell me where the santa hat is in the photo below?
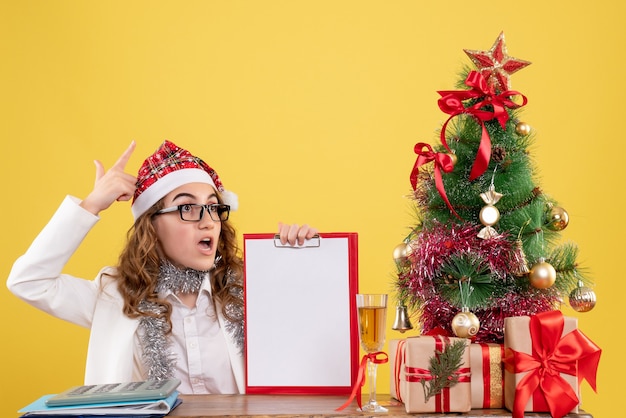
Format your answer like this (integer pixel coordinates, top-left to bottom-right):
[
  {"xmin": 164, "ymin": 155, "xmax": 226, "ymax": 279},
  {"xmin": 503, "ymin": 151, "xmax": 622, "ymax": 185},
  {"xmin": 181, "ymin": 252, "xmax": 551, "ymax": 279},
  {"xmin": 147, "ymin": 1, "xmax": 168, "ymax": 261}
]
[{"xmin": 132, "ymin": 140, "xmax": 238, "ymax": 220}]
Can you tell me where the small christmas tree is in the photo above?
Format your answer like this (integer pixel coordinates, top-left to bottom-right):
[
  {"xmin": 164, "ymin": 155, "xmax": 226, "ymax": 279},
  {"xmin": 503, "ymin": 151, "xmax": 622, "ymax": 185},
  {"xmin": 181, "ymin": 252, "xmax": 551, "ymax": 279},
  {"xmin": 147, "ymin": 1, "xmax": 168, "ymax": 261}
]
[{"xmin": 394, "ymin": 32, "xmax": 597, "ymax": 343}]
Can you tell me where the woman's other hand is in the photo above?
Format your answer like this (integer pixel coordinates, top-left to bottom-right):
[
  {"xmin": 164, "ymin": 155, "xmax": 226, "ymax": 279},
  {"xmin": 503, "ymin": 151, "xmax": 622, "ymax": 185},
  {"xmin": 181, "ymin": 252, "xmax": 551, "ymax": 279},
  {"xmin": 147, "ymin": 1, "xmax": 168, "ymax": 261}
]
[{"xmin": 277, "ymin": 222, "xmax": 319, "ymax": 246}]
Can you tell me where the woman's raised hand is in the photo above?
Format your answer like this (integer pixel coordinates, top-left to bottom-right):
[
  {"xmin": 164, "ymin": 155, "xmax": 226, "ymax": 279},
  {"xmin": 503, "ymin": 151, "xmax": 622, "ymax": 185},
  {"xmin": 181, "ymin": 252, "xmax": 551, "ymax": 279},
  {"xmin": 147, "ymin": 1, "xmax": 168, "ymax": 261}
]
[{"xmin": 80, "ymin": 141, "xmax": 138, "ymax": 215}]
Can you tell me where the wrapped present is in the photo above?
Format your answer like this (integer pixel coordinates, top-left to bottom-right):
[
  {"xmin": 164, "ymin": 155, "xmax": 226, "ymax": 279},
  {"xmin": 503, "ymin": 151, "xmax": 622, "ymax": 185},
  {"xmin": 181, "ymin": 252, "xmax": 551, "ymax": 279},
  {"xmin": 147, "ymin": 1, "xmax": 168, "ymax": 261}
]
[
  {"xmin": 391, "ymin": 335, "xmax": 471, "ymax": 413},
  {"xmin": 389, "ymin": 339, "xmax": 405, "ymax": 402},
  {"xmin": 469, "ymin": 342, "xmax": 504, "ymax": 409},
  {"xmin": 503, "ymin": 310, "xmax": 601, "ymax": 418}
]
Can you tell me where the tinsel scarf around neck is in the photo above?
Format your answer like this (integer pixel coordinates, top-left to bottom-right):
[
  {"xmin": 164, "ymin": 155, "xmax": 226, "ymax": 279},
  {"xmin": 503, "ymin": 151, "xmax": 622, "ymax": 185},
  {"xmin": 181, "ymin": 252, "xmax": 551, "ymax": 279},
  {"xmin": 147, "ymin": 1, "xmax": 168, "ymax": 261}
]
[
  {"xmin": 137, "ymin": 261, "xmax": 205, "ymax": 380},
  {"xmin": 137, "ymin": 260, "xmax": 244, "ymax": 381}
]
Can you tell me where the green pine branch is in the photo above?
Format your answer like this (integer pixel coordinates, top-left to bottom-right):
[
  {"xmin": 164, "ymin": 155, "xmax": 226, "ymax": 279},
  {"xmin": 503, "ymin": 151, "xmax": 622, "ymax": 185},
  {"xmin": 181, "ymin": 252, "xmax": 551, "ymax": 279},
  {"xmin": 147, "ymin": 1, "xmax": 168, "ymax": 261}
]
[
  {"xmin": 436, "ymin": 253, "xmax": 494, "ymax": 308},
  {"xmin": 421, "ymin": 339, "xmax": 468, "ymax": 402}
]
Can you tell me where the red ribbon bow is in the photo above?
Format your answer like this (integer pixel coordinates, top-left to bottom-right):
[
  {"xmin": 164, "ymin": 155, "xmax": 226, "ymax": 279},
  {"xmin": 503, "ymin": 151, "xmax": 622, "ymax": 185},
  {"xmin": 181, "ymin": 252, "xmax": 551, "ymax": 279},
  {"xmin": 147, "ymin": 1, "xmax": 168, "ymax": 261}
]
[
  {"xmin": 437, "ymin": 70, "xmax": 527, "ymax": 181},
  {"xmin": 503, "ymin": 310, "xmax": 601, "ymax": 418},
  {"xmin": 336, "ymin": 351, "xmax": 388, "ymax": 411},
  {"xmin": 409, "ymin": 142, "xmax": 458, "ymax": 218}
]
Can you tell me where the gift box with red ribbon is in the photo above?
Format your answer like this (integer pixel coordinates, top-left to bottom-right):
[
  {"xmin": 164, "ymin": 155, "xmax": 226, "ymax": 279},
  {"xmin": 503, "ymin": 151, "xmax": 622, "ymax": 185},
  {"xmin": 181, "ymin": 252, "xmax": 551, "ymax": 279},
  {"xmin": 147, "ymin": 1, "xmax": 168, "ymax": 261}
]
[
  {"xmin": 390, "ymin": 335, "xmax": 472, "ymax": 413},
  {"xmin": 469, "ymin": 342, "xmax": 505, "ymax": 409},
  {"xmin": 389, "ymin": 339, "xmax": 405, "ymax": 402},
  {"xmin": 503, "ymin": 310, "xmax": 601, "ymax": 418}
]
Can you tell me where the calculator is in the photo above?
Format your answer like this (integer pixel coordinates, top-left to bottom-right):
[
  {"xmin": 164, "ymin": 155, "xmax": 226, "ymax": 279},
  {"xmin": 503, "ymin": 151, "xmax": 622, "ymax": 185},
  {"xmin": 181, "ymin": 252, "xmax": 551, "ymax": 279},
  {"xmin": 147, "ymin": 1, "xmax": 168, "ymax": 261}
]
[{"xmin": 44, "ymin": 379, "xmax": 181, "ymax": 406}]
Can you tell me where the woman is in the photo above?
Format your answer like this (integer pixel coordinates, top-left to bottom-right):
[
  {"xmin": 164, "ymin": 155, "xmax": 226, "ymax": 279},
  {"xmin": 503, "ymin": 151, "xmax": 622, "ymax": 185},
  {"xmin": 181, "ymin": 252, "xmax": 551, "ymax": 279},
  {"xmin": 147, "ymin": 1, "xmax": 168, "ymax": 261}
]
[{"xmin": 7, "ymin": 140, "xmax": 317, "ymax": 394}]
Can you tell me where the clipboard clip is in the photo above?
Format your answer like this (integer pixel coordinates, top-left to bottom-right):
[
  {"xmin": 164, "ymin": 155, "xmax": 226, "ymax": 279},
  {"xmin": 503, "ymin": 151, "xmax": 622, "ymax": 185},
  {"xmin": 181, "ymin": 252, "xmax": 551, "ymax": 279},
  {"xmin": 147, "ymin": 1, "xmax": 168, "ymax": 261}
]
[{"xmin": 273, "ymin": 234, "xmax": 321, "ymax": 248}]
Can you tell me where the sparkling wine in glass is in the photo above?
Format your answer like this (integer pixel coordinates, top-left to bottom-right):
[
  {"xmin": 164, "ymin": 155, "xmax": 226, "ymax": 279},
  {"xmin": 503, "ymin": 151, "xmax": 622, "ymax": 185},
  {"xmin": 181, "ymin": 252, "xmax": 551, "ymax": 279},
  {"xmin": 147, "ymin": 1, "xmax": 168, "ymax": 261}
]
[{"xmin": 356, "ymin": 294, "xmax": 388, "ymax": 413}]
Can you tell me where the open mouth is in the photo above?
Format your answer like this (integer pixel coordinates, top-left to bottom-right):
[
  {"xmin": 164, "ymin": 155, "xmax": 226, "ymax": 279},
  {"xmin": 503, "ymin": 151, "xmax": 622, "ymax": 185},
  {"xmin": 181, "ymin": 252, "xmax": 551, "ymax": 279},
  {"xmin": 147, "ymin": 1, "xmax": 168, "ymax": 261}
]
[{"xmin": 199, "ymin": 238, "xmax": 212, "ymax": 251}]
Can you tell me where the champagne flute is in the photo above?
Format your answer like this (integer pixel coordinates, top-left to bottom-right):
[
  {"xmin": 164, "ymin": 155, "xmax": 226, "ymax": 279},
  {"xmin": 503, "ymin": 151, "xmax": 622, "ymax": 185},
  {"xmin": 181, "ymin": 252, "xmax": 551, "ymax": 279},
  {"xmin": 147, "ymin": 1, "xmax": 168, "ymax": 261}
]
[{"xmin": 356, "ymin": 294, "xmax": 388, "ymax": 413}]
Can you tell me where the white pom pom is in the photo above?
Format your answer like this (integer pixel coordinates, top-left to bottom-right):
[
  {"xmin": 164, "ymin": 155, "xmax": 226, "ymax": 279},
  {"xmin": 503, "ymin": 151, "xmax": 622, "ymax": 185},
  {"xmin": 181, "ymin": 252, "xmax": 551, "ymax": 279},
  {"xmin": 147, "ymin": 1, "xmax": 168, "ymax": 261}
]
[{"xmin": 220, "ymin": 190, "xmax": 239, "ymax": 211}]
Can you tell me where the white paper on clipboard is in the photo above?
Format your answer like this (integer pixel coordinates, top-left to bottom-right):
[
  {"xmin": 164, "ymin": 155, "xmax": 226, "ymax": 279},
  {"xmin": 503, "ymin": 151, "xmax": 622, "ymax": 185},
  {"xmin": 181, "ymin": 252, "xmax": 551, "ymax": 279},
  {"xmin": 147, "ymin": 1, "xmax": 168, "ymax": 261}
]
[{"xmin": 243, "ymin": 232, "xmax": 359, "ymax": 394}]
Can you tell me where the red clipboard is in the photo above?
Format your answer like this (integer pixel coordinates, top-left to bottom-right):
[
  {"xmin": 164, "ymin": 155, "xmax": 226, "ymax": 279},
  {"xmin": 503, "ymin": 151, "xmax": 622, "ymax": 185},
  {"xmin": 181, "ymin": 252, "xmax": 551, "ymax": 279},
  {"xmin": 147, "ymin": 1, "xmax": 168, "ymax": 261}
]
[{"xmin": 243, "ymin": 232, "xmax": 359, "ymax": 394}]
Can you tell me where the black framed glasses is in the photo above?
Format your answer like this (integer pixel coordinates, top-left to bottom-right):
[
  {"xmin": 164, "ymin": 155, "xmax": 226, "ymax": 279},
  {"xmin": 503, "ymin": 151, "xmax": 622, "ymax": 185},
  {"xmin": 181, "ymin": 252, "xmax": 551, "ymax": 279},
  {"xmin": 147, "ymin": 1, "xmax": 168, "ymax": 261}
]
[{"xmin": 154, "ymin": 203, "xmax": 230, "ymax": 222}]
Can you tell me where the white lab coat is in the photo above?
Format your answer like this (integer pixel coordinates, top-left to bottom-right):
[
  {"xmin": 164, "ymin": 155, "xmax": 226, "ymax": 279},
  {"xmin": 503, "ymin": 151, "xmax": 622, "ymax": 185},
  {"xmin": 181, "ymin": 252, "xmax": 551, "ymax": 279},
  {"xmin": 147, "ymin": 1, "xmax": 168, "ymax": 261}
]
[{"xmin": 6, "ymin": 196, "xmax": 245, "ymax": 392}]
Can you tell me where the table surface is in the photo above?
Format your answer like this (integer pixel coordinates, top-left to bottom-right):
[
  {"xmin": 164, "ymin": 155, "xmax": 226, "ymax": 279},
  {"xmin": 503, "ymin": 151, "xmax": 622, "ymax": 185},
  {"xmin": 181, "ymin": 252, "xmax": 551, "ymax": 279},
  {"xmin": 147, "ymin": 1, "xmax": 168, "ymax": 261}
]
[{"xmin": 167, "ymin": 394, "xmax": 592, "ymax": 418}]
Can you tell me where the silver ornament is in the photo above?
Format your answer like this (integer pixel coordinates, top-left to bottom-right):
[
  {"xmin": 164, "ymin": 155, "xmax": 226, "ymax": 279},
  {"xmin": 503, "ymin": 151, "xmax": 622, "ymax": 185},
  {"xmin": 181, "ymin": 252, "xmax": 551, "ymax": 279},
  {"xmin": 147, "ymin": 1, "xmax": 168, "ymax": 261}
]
[{"xmin": 569, "ymin": 281, "xmax": 597, "ymax": 312}]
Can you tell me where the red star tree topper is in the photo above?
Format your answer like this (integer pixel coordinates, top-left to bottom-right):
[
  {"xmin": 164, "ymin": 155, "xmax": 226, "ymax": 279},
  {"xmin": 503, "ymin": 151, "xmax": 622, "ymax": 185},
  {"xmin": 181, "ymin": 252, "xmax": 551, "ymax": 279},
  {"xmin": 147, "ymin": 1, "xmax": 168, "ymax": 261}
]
[{"xmin": 464, "ymin": 31, "xmax": 531, "ymax": 93}]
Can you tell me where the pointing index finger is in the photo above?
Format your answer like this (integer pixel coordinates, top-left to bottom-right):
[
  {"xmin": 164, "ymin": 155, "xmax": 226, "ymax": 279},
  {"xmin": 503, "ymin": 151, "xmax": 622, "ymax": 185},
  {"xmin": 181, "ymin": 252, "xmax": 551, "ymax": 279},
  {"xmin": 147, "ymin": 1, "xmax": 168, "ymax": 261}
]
[{"xmin": 112, "ymin": 141, "xmax": 137, "ymax": 171}]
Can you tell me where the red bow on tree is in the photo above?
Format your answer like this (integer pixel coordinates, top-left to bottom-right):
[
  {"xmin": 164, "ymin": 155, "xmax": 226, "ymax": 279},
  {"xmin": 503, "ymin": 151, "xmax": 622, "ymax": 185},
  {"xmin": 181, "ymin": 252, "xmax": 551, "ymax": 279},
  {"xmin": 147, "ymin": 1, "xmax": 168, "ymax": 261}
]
[
  {"xmin": 410, "ymin": 142, "xmax": 458, "ymax": 218},
  {"xmin": 437, "ymin": 70, "xmax": 527, "ymax": 181},
  {"xmin": 503, "ymin": 310, "xmax": 601, "ymax": 418}
]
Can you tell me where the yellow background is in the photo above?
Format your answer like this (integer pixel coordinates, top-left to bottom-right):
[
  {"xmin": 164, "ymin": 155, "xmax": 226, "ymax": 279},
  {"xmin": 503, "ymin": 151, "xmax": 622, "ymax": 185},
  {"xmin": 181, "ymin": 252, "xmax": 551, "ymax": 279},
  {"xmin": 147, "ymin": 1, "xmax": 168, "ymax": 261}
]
[{"xmin": 0, "ymin": 1, "xmax": 623, "ymax": 416}]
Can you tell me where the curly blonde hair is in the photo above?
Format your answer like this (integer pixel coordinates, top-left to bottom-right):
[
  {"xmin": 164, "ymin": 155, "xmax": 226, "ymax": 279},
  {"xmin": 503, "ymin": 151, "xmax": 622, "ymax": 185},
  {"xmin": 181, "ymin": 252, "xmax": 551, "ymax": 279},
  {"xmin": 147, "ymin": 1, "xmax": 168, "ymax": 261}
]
[{"xmin": 109, "ymin": 194, "xmax": 244, "ymax": 331}]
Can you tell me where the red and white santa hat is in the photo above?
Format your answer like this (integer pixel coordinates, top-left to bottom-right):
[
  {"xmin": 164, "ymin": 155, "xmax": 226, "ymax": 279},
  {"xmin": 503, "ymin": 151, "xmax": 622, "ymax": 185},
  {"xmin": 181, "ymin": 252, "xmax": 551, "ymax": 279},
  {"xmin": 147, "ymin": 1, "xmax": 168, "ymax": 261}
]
[{"xmin": 132, "ymin": 140, "xmax": 238, "ymax": 220}]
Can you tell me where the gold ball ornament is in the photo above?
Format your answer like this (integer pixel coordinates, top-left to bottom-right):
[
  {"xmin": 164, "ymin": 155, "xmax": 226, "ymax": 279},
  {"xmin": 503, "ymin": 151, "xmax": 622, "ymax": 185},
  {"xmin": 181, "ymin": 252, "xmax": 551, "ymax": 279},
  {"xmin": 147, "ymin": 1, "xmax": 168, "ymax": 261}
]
[
  {"xmin": 515, "ymin": 122, "xmax": 531, "ymax": 136},
  {"xmin": 393, "ymin": 242, "xmax": 411, "ymax": 265},
  {"xmin": 451, "ymin": 309, "xmax": 480, "ymax": 338},
  {"xmin": 547, "ymin": 206, "xmax": 569, "ymax": 231},
  {"xmin": 529, "ymin": 259, "xmax": 556, "ymax": 289},
  {"xmin": 447, "ymin": 152, "xmax": 458, "ymax": 166},
  {"xmin": 569, "ymin": 285, "xmax": 597, "ymax": 312}
]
